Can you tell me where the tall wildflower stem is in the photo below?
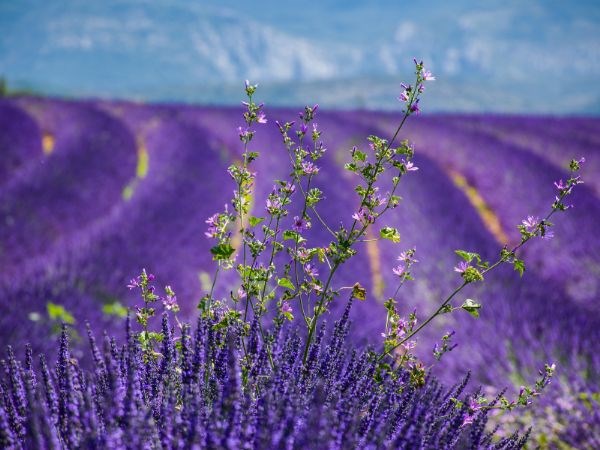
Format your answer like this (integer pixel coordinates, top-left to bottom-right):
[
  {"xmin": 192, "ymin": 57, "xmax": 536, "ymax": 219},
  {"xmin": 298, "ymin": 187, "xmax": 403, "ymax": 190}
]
[
  {"xmin": 208, "ymin": 266, "xmax": 220, "ymax": 302},
  {"xmin": 378, "ymin": 183, "xmax": 577, "ymax": 362},
  {"xmin": 302, "ymin": 75, "xmax": 422, "ymax": 365},
  {"xmin": 348, "ymin": 78, "xmax": 419, "ymax": 237}
]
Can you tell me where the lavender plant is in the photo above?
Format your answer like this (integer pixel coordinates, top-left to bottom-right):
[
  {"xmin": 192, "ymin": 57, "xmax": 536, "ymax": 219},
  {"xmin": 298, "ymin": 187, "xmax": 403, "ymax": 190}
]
[
  {"xmin": 0, "ymin": 59, "xmax": 587, "ymax": 448},
  {"xmin": 0, "ymin": 309, "xmax": 530, "ymax": 449}
]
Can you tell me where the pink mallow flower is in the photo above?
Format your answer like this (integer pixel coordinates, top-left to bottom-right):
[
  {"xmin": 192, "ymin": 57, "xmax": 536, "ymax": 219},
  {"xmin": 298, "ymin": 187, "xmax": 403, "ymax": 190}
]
[
  {"xmin": 522, "ymin": 216, "xmax": 539, "ymax": 233},
  {"xmin": 304, "ymin": 264, "xmax": 319, "ymax": 278},
  {"xmin": 404, "ymin": 160, "xmax": 419, "ymax": 171},
  {"xmin": 421, "ymin": 69, "xmax": 435, "ymax": 81},
  {"xmin": 205, "ymin": 213, "xmax": 219, "ymax": 238},
  {"xmin": 398, "ymin": 90, "xmax": 410, "ymax": 102},
  {"xmin": 541, "ymin": 229, "xmax": 554, "ymax": 240},
  {"xmin": 554, "ymin": 179, "xmax": 567, "ymax": 190},
  {"xmin": 162, "ymin": 286, "xmax": 178, "ymax": 311},
  {"xmin": 454, "ymin": 261, "xmax": 469, "ymax": 274},
  {"xmin": 392, "ymin": 265, "xmax": 406, "ymax": 277},
  {"xmin": 301, "ymin": 161, "xmax": 319, "ymax": 175},
  {"xmin": 292, "ymin": 216, "xmax": 311, "ymax": 232},
  {"xmin": 127, "ymin": 278, "xmax": 140, "ymax": 290}
]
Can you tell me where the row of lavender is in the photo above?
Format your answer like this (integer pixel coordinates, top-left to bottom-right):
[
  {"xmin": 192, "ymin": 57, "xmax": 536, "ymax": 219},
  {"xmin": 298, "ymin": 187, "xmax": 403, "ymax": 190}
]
[{"xmin": 0, "ymin": 96, "xmax": 599, "ymax": 446}]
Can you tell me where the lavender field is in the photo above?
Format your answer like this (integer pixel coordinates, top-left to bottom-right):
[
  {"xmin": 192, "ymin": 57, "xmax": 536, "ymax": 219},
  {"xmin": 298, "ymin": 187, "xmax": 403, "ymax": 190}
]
[{"xmin": 1, "ymin": 96, "xmax": 599, "ymax": 446}]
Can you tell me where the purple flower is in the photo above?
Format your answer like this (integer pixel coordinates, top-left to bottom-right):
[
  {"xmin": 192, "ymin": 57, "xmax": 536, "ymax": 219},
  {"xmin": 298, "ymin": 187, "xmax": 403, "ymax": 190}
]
[
  {"xmin": 410, "ymin": 99, "xmax": 420, "ymax": 114},
  {"xmin": 266, "ymin": 197, "xmax": 282, "ymax": 214},
  {"xmin": 301, "ymin": 161, "xmax": 319, "ymax": 175},
  {"xmin": 454, "ymin": 261, "xmax": 469, "ymax": 273},
  {"xmin": 283, "ymin": 182, "xmax": 296, "ymax": 194},
  {"xmin": 296, "ymin": 247, "xmax": 310, "ymax": 260},
  {"xmin": 398, "ymin": 90, "xmax": 410, "ymax": 102},
  {"xmin": 205, "ymin": 213, "xmax": 220, "ymax": 238},
  {"xmin": 311, "ymin": 282, "xmax": 323, "ymax": 293},
  {"xmin": 162, "ymin": 286, "xmax": 178, "ymax": 311},
  {"xmin": 292, "ymin": 216, "xmax": 311, "ymax": 232},
  {"xmin": 404, "ymin": 160, "xmax": 419, "ymax": 171},
  {"xmin": 127, "ymin": 278, "xmax": 140, "ymax": 290},
  {"xmin": 304, "ymin": 264, "xmax": 319, "ymax": 278},
  {"xmin": 392, "ymin": 265, "xmax": 406, "ymax": 277},
  {"xmin": 421, "ymin": 69, "xmax": 435, "ymax": 81},
  {"xmin": 541, "ymin": 229, "xmax": 555, "ymax": 240},
  {"xmin": 522, "ymin": 216, "xmax": 539, "ymax": 233},
  {"xmin": 462, "ymin": 413, "xmax": 475, "ymax": 427},
  {"xmin": 398, "ymin": 249, "xmax": 418, "ymax": 264},
  {"xmin": 281, "ymin": 302, "xmax": 292, "ymax": 314},
  {"xmin": 352, "ymin": 207, "xmax": 375, "ymax": 224},
  {"xmin": 257, "ymin": 111, "xmax": 267, "ymax": 124}
]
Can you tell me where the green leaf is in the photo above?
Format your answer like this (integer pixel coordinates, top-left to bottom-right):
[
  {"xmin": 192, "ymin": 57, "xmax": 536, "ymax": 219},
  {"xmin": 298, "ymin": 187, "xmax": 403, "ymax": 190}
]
[
  {"xmin": 102, "ymin": 301, "xmax": 128, "ymax": 318},
  {"xmin": 248, "ymin": 216, "xmax": 264, "ymax": 227},
  {"xmin": 380, "ymin": 227, "xmax": 401, "ymax": 243},
  {"xmin": 47, "ymin": 302, "xmax": 75, "ymax": 324},
  {"xmin": 283, "ymin": 230, "xmax": 305, "ymax": 243},
  {"xmin": 455, "ymin": 250, "xmax": 480, "ymax": 263},
  {"xmin": 353, "ymin": 150, "xmax": 367, "ymax": 162},
  {"xmin": 277, "ymin": 278, "xmax": 295, "ymax": 291},
  {"xmin": 147, "ymin": 331, "xmax": 164, "ymax": 342},
  {"xmin": 461, "ymin": 299, "xmax": 481, "ymax": 318},
  {"xmin": 351, "ymin": 282, "xmax": 367, "ymax": 301},
  {"xmin": 513, "ymin": 259, "xmax": 525, "ymax": 277},
  {"xmin": 210, "ymin": 243, "xmax": 235, "ymax": 260}
]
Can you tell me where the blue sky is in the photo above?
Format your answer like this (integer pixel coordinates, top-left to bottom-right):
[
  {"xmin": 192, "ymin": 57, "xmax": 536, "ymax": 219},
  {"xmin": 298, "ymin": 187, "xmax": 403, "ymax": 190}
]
[{"xmin": 1, "ymin": 0, "xmax": 599, "ymax": 113}]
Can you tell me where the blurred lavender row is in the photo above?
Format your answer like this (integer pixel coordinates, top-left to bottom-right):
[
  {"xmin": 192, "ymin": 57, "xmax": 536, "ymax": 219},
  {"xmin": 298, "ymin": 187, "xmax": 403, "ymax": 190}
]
[{"xmin": 0, "ymin": 97, "xmax": 599, "ymax": 446}]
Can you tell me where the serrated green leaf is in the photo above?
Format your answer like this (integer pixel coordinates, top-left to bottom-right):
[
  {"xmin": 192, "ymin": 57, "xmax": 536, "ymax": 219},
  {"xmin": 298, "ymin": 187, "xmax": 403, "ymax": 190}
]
[
  {"xmin": 461, "ymin": 299, "xmax": 481, "ymax": 318},
  {"xmin": 283, "ymin": 230, "xmax": 305, "ymax": 243},
  {"xmin": 455, "ymin": 250, "xmax": 479, "ymax": 263},
  {"xmin": 210, "ymin": 243, "xmax": 235, "ymax": 260},
  {"xmin": 248, "ymin": 216, "xmax": 264, "ymax": 227},
  {"xmin": 513, "ymin": 259, "xmax": 525, "ymax": 277},
  {"xmin": 380, "ymin": 227, "xmax": 401, "ymax": 243},
  {"xmin": 277, "ymin": 278, "xmax": 295, "ymax": 291}
]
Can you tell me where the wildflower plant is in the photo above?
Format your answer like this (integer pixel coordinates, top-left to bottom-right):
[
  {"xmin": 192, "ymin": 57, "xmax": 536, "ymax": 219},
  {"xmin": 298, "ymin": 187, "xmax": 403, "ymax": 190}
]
[{"xmin": 0, "ymin": 58, "xmax": 586, "ymax": 448}]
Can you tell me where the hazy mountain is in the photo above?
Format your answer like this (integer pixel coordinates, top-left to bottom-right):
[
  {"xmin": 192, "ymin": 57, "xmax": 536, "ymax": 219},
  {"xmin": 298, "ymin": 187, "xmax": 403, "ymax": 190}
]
[{"xmin": 1, "ymin": 0, "xmax": 599, "ymax": 113}]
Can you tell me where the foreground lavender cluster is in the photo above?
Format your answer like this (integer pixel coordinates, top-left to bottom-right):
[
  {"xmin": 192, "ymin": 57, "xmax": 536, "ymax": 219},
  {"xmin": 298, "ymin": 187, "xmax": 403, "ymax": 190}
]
[{"xmin": 0, "ymin": 304, "xmax": 527, "ymax": 449}]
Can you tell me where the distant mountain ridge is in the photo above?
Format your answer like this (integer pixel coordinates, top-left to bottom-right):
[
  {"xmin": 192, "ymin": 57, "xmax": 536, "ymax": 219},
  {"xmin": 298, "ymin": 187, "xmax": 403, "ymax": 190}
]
[{"xmin": 1, "ymin": 0, "xmax": 599, "ymax": 113}]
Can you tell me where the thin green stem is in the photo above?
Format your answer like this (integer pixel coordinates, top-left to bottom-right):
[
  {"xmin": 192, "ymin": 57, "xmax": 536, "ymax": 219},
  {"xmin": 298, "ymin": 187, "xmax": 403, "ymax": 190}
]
[{"xmin": 377, "ymin": 187, "xmax": 572, "ymax": 362}]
